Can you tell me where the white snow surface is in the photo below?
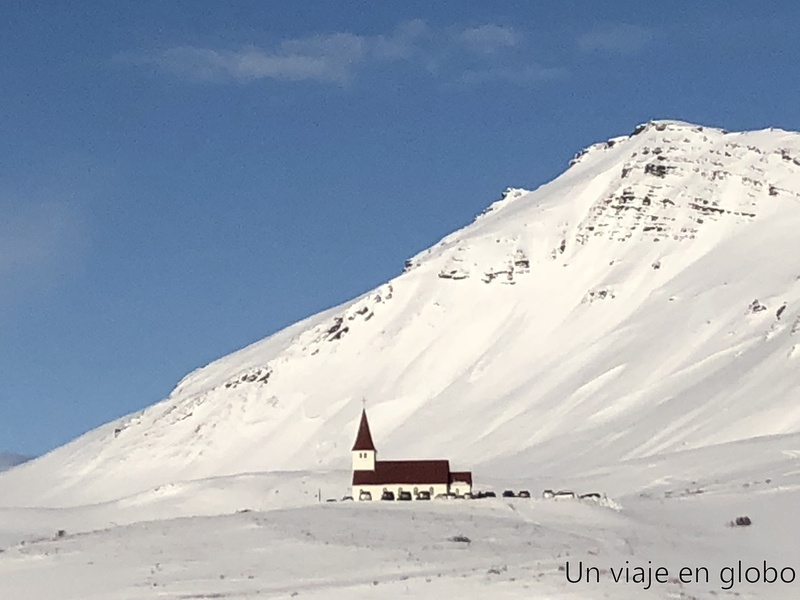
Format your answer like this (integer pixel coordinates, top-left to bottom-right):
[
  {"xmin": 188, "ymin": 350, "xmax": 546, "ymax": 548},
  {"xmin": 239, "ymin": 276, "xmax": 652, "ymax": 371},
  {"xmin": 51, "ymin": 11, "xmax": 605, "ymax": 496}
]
[{"xmin": 2, "ymin": 120, "xmax": 800, "ymax": 598}]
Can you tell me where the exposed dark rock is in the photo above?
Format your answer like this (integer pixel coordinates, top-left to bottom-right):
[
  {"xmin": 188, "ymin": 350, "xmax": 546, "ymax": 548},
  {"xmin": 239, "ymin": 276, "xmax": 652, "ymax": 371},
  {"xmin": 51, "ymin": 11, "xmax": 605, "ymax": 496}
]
[
  {"xmin": 224, "ymin": 366, "xmax": 272, "ymax": 390},
  {"xmin": 327, "ymin": 317, "xmax": 344, "ymax": 336},
  {"xmin": 747, "ymin": 299, "xmax": 767, "ymax": 314},
  {"xmin": 329, "ymin": 326, "xmax": 349, "ymax": 341},
  {"xmin": 645, "ymin": 163, "xmax": 670, "ymax": 177},
  {"xmin": 438, "ymin": 270, "xmax": 468, "ymax": 280}
]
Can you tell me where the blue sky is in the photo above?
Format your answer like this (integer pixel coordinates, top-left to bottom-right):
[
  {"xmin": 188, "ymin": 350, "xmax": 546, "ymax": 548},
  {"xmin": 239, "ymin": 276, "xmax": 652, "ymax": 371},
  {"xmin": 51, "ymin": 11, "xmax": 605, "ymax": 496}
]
[{"xmin": 2, "ymin": 1, "xmax": 798, "ymax": 457}]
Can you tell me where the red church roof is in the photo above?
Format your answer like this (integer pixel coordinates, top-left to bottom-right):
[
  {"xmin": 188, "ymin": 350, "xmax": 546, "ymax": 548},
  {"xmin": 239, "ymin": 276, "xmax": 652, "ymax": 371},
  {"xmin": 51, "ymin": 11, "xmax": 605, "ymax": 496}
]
[
  {"xmin": 449, "ymin": 471, "xmax": 473, "ymax": 486},
  {"xmin": 352, "ymin": 460, "xmax": 451, "ymax": 486},
  {"xmin": 351, "ymin": 409, "xmax": 376, "ymax": 451}
]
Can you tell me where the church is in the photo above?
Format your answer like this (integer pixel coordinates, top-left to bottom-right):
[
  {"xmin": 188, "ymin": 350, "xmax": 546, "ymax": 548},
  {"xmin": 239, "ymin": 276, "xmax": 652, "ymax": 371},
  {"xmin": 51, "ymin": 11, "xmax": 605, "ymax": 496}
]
[{"xmin": 351, "ymin": 409, "xmax": 473, "ymax": 500}]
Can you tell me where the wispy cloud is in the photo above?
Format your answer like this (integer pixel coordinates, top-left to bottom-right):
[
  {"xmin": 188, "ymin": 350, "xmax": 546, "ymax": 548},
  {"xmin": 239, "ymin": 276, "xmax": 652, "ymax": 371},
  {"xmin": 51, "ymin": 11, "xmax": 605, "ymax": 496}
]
[
  {"xmin": 460, "ymin": 63, "xmax": 567, "ymax": 85},
  {"xmin": 457, "ymin": 24, "xmax": 522, "ymax": 55},
  {"xmin": 135, "ymin": 33, "xmax": 367, "ymax": 84},
  {"xmin": 125, "ymin": 20, "xmax": 557, "ymax": 87},
  {"xmin": 0, "ymin": 200, "xmax": 87, "ymax": 278},
  {"xmin": 578, "ymin": 23, "xmax": 653, "ymax": 55},
  {"xmin": 371, "ymin": 19, "xmax": 430, "ymax": 61},
  {"xmin": 0, "ymin": 161, "xmax": 95, "ymax": 306}
]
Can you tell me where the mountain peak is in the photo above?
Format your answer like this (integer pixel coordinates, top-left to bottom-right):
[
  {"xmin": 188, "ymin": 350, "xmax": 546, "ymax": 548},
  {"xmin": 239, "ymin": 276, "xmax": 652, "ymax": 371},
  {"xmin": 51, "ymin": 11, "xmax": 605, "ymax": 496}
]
[{"xmin": 408, "ymin": 118, "xmax": 800, "ymax": 286}]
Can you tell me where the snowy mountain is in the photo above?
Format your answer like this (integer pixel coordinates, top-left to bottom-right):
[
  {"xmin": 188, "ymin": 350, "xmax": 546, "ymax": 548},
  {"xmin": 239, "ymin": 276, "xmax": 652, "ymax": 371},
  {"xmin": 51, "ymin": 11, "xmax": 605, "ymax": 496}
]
[
  {"xmin": 3, "ymin": 119, "xmax": 800, "ymax": 507},
  {"xmin": 4, "ymin": 119, "xmax": 800, "ymax": 600}
]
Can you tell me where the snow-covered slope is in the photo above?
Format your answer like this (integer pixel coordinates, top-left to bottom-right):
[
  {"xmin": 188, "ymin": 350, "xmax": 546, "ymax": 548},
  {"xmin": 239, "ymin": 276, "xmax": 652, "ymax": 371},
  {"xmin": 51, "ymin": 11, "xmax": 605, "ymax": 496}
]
[
  {"xmin": 3, "ymin": 439, "xmax": 800, "ymax": 599},
  {"xmin": 3, "ymin": 119, "xmax": 800, "ymax": 507}
]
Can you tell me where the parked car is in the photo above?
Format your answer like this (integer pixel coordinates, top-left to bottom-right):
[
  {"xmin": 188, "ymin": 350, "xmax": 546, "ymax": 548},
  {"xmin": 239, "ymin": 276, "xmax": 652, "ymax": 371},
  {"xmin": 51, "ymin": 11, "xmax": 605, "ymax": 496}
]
[
  {"xmin": 381, "ymin": 491, "xmax": 395, "ymax": 501},
  {"xmin": 416, "ymin": 491, "xmax": 431, "ymax": 500},
  {"xmin": 398, "ymin": 491, "xmax": 412, "ymax": 501},
  {"xmin": 358, "ymin": 491, "xmax": 372, "ymax": 501},
  {"xmin": 325, "ymin": 498, "xmax": 337, "ymax": 502},
  {"xmin": 579, "ymin": 492, "xmax": 602, "ymax": 500},
  {"xmin": 502, "ymin": 490, "xmax": 515, "ymax": 498},
  {"xmin": 517, "ymin": 490, "xmax": 531, "ymax": 498},
  {"xmin": 542, "ymin": 489, "xmax": 555, "ymax": 499},
  {"xmin": 341, "ymin": 495, "xmax": 354, "ymax": 501},
  {"xmin": 483, "ymin": 491, "xmax": 496, "ymax": 498},
  {"xmin": 553, "ymin": 490, "xmax": 576, "ymax": 500}
]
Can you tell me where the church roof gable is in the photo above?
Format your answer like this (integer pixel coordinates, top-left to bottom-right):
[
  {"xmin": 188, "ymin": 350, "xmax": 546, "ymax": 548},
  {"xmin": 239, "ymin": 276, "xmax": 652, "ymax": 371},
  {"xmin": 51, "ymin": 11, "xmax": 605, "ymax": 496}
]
[{"xmin": 449, "ymin": 471, "xmax": 473, "ymax": 485}]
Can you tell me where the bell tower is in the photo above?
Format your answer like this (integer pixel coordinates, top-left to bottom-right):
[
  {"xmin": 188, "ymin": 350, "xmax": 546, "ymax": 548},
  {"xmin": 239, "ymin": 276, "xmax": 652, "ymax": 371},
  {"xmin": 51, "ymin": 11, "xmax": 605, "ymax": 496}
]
[{"xmin": 352, "ymin": 408, "xmax": 376, "ymax": 471}]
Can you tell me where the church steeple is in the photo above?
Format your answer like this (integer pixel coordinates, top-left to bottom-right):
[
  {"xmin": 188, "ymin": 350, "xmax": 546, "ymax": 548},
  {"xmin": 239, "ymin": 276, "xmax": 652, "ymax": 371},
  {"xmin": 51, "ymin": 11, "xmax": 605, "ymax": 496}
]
[
  {"xmin": 352, "ymin": 409, "xmax": 376, "ymax": 471},
  {"xmin": 352, "ymin": 409, "xmax": 376, "ymax": 451}
]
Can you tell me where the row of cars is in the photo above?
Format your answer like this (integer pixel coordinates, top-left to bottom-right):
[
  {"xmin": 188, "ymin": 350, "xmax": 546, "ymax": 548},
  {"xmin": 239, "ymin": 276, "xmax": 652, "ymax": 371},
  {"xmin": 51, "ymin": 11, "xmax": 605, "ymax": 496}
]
[
  {"xmin": 367, "ymin": 490, "xmax": 429, "ymax": 501},
  {"xmin": 477, "ymin": 489, "xmax": 602, "ymax": 500},
  {"xmin": 330, "ymin": 491, "xmax": 428, "ymax": 502},
  {"xmin": 341, "ymin": 489, "xmax": 536, "ymax": 502},
  {"xmin": 333, "ymin": 489, "xmax": 601, "ymax": 502},
  {"xmin": 542, "ymin": 489, "xmax": 602, "ymax": 500}
]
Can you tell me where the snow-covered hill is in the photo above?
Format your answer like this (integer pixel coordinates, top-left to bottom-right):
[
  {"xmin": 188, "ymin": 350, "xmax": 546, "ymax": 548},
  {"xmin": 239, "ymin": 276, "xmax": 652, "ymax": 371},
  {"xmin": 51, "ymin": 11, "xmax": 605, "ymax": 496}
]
[
  {"xmin": 2, "ymin": 431, "xmax": 800, "ymax": 599},
  {"xmin": 3, "ymin": 119, "xmax": 800, "ymax": 507}
]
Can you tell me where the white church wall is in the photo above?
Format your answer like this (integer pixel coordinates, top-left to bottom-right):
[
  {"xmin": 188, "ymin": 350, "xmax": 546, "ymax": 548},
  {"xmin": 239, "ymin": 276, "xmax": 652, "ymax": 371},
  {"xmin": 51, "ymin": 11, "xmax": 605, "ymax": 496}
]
[
  {"xmin": 450, "ymin": 481, "xmax": 472, "ymax": 497},
  {"xmin": 352, "ymin": 483, "xmax": 449, "ymax": 500},
  {"xmin": 351, "ymin": 450, "xmax": 375, "ymax": 471}
]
